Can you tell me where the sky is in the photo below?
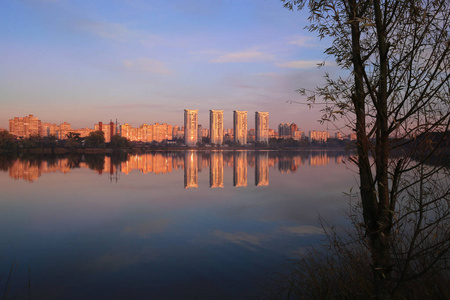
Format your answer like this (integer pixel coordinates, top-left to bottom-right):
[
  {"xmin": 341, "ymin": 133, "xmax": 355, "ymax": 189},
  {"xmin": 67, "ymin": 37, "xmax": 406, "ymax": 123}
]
[{"xmin": 0, "ymin": 0, "xmax": 344, "ymax": 133}]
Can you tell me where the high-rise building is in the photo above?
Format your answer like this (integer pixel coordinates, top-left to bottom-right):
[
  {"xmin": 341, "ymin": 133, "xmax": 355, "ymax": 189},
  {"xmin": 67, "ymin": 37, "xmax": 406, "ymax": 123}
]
[
  {"xmin": 309, "ymin": 130, "xmax": 329, "ymax": 143},
  {"xmin": 95, "ymin": 121, "xmax": 116, "ymax": 143},
  {"xmin": 290, "ymin": 123, "xmax": 298, "ymax": 136},
  {"xmin": 121, "ymin": 123, "xmax": 173, "ymax": 142},
  {"xmin": 197, "ymin": 124, "xmax": 203, "ymax": 143},
  {"xmin": 210, "ymin": 110, "xmax": 224, "ymax": 145},
  {"xmin": 233, "ymin": 111, "xmax": 247, "ymax": 145},
  {"xmin": 152, "ymin": 123, "xmax": 172, "ymax": 142},
  {"xmin": 59, "ymin": 122, "xmax": 72, "ymax": 139},
  {"xmin": 293, "ymin": 130, "xmax": 304, "ymax": 140},
  {"xmin": 278, "ymin": 123, "xmax": 291, "ymax": 138},
  {"xmin": 9, "ymin": 114, "xmax": 42, "ymax": 138},
  {"xmin": 184, "ymin": 109, "xmax": 198, "ymax": 146},
  {"xmin": 255, "ymin": 111, "xmax": 269, "ymax": 143},
  {"xmin": 172, "ymin": 125, "xmax": 184, "ymax": 140}
]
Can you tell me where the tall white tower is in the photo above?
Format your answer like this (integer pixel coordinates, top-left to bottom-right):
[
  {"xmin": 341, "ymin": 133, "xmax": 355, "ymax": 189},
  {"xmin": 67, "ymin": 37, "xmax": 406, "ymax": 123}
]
[
  {"xmin": 210, "ymin": 110, "xmax": 224, "ymax": 145},
  {"xmin": 255, "ymin": 111, "xmax": 269, "ymax": 143},
  {"xmin": 184, "ymin": 109, "xmax": 198, "ymax": 146},
  {"xmin": 233, "ymin": 110, "xmax": 247, "ymax": 145}
]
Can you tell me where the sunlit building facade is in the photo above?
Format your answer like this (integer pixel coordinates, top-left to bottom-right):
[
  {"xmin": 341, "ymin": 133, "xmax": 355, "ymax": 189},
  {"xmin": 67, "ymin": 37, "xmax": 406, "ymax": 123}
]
[
  {"xmin": 95, "ymin": 121, "xmax": 116, "ymax": 143},
  {"xmin": 59, "ymin": 122, "xmax": 72, "ymax": 139},
  {"xmin": 233, "ymin": 110, "xmax": 247, "ymax": 145},
  {"xmin": 121, "ymin": 123, "xmax": 172, "ymax": 142},
  {"xmin": 152, "ymin": 123, "xmax": 173, "ymax": 142},
  {"xmin": 210, "ymin": 110, "xmax": 224, "ymax": 145},
  {"xmin": 172, "ymin": 125, "xmax": 184, "ymax": 140},
  {"xmin": 9, "ymin": 114, "xmax": 42, "ymax": 138},
  {"xmin": 293, "ymin": 131, "xmax": 304, "ymax": 141},
  {"xmin": 309, "ymin": 130, "xmax": 329, "ymax": 143},
  {"xmin": 255, "ymin": 111, "xmax": 269, "ymax": 143},
  {"xmin": 184, "ymin": 109, "xmax": 198, "ymax": 146}
]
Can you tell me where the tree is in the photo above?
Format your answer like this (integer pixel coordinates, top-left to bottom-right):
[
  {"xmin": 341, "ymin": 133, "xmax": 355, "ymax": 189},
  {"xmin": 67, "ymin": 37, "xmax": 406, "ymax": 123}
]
[
  {"xmin": 0, "ymin": 130, "xmax": 17, "ymax": 152},
  {"xmin": 283, "ymin": 0, "xmax": 450, "ymax": 299},
  {"xmin": 65, "ymin": 132, "xmax": 82, "ymax": 149},
  {"xmin": 84, "ymin": 131, "xmax": 105, "ymax": 148},
  {"xmin": 109, "ymin": 134, "xmax": 129, "ymax": 150}
]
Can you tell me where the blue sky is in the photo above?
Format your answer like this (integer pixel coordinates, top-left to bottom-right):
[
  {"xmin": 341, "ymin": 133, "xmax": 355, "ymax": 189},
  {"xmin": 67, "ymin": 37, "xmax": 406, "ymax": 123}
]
[{"xmin": 0, "ymin": 0, "xmax": 342, "ymax": 133}]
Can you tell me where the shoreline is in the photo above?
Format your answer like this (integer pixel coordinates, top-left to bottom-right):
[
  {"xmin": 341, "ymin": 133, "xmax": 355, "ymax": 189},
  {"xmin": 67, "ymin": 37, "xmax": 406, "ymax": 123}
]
[{"xmin": 3, "ymin": 145, "xmax": 351, "ymax": 155}]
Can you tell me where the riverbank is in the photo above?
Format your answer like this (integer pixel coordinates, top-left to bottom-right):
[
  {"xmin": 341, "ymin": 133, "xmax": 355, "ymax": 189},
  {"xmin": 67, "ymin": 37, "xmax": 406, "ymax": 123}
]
[{"xmin": 7, "ymin": 145, "xmax": 351, "ymax": 155}]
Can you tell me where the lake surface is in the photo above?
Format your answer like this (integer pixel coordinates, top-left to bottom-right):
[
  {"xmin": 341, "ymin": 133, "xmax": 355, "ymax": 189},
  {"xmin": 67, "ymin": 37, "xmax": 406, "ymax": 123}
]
[{"xmin": 0, "ymin": 150, "xmax": 358, "ymax": 299}]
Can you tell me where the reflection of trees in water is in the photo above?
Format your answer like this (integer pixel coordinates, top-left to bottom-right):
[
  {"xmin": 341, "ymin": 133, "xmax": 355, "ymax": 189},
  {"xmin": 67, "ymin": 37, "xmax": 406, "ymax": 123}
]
[
  {"xmin": 19, "ymin": 154, "xmax": 44, "ymax": 167},
  {"xmin": 110, "ymin": 152, "xmax": 128, "ymax": 166},
  {"xmin": 268, "ymin": 150, "xmax": 348, "ymax": 172},
  {"xmin": 67, "ymin": 154, "xmax": 82, "ymax": 169},
  {"xmin": 84, "ymin": 154, "xmax": 105, "ymax": 173},
  {"xmin": 0, "ymin": 154, "xmax": 17, "ymax": 171}
]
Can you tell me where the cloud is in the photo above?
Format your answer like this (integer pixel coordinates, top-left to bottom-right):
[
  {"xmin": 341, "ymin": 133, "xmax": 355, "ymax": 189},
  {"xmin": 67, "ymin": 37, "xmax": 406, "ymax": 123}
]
[
  {"xmin": 95, "ymin": 103, "xmax": 154, "ymax": 109},
  {"xmin": 210, "ymin": 50, "xmax": 274, "ymax": 63},
  {"xmin": 277, "ymin": 60, "xmax": 325, "ymax": 69},
  {"xmin": 288, "ymin": 36, "xmax": 315, "ymax": 47},
  {"xmin": 78, "ymin": 21, "xmax": 139, "ymax": 42},
  {"xmin": 279, "ymin": 225, "xmax": 324, "ymax": 236},
  {"xmin": 212, "ymin": 230, "xmax": 269, "ymax": 248},
  {"xmin": 122, "ymin": 58, "xmax": 172, "ymax": 74}
]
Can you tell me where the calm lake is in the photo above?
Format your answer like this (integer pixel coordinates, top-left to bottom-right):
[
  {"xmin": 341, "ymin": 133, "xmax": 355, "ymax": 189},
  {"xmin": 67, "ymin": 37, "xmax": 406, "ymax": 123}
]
[{"xmin": 0, "ymin": 150, "xmax": 358, "ymax": 299}]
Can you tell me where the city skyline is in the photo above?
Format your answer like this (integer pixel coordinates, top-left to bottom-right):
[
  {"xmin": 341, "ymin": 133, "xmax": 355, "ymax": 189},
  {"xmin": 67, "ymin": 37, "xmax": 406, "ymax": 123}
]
[
  {"xmin": 8, "ymin": 112, "xmax": 341, "ymax": 143},
  {"xmin": 0, "ymin": 0, "xmax": 341, "ymax": 133}
]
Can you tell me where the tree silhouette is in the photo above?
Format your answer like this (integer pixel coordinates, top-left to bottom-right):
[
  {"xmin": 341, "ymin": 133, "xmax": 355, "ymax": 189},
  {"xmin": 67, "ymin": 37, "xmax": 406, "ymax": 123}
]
[{"xmin": 283, "ymin": 1, "xmax": 450, "ymax": 298}]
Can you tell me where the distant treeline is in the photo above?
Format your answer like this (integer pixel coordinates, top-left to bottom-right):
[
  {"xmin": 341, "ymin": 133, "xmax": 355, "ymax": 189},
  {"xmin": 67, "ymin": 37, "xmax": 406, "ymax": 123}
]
[{"xmin": 2, "ymin": 129, "xmax": 449, "ymax": 155}]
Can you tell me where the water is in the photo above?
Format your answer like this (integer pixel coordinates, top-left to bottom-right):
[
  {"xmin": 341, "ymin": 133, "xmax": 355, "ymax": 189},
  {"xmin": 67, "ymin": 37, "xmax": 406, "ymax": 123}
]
[{"xmin": 0, "ymin": 150, "xmax": 358, "ymax": 299}]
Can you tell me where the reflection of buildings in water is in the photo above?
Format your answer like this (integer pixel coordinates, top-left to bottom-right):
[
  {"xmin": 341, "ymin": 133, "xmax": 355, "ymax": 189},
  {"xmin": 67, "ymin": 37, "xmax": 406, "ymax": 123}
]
[
  {"xmin": 121, "ymin": 154, "xmax": 172, "ymax": 174},
  {"xmin": 103, "ymin": 156, "xmax": 115, "ymax": 175},
  {"xmin": 223, "ymin": 152, "xmax": 234, "ymax": 168},
  {"xmin": 278, "ymin": 157, "xmax": 293, "ymax": 173},
  {"xmin": 276, "ymin": 155, "xmax": 303, "ymax": 173},
  {"xmin": 8, "ymin": 153, "xmax": 179, "ymax": 182},
  {"xmin": 293, "ymin": 156, "xmax": 304, "ymax": 168},
  {"xmin": 255, "ymin": 152, "xmax": 269, "ymax": 186},
  {"xmin": 233, "ymin": 151, "xmax": 247, "ymax": 187},
  {"xmin": 309, "ymin": 152, "xmax": 330, "ymax": 166},
  {"xmin": 153, "ymin": 154, "xmax": 172, "ymax": 174},
  {"xmin": 7, "ymin": 151, "xmax": 318, "ymax": 186},
  {"xmin": 335, "ymin": 155, "xmax": 343, "ymax": 164},
  {"xmin": 198, "ymin": 153, "xmax": 210, "ymax": 172},
  {"xmin": 184, "ymin": 151, "xmax": 198, "ymax": 188},
  {"xmin": 267, "ymin": 156, "xmax": 276, "ymax": 168},
  {"xmin": 247, "ymin": 152, "xmax": 256, "ymax": 168},
  {"xmin": 9, "ymin": 158, "xmax": 75, "ymax": 182},
  {"xmin": 172, "ymin": 155, "xmax": 185, "ymax": 170},
  {"xmin": 210, "ymin": 151, "xmax": 224, "ymax": 188}
]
